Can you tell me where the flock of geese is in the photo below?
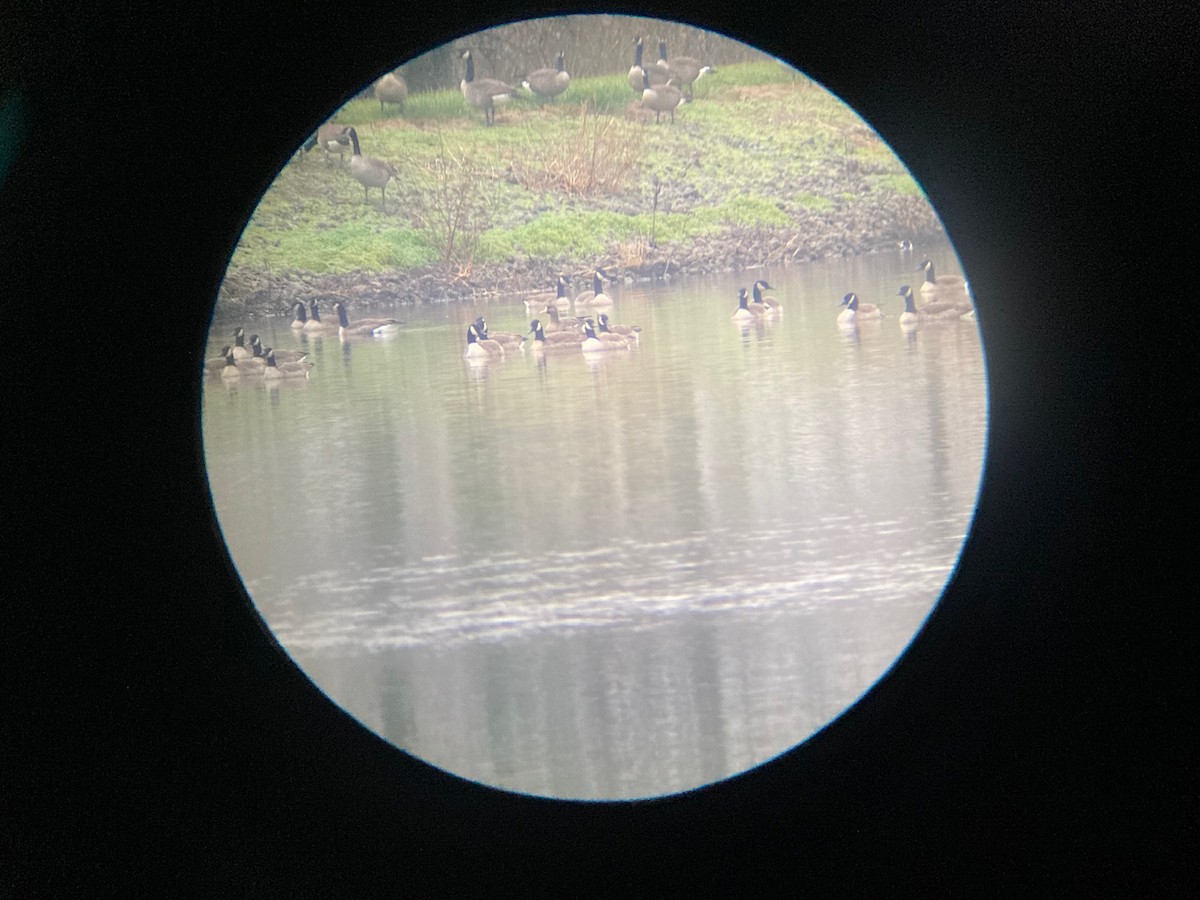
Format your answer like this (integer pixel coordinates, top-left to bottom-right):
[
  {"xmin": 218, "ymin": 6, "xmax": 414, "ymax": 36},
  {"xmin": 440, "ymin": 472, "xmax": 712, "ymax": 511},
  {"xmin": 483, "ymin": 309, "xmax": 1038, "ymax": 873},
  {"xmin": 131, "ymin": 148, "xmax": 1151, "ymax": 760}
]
[
  {"xmin": 835, "ymin": 259, "xmax": 974, "ymax": 327},
  {"xmin": 207, "ymin": 257, "xmax": 970, "ymax": 382},
  {"xmin": 297, "ymin": 37, "xmax": 715, "ymax": 210}
]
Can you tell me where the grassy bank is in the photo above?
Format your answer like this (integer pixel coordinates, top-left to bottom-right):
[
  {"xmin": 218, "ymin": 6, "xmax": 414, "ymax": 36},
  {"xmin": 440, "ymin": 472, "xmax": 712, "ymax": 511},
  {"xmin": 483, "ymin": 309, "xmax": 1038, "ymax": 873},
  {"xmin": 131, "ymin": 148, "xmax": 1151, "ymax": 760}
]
[{"xmin": 220, "ymin": 61, "xmax": 939, "ymax": 312}]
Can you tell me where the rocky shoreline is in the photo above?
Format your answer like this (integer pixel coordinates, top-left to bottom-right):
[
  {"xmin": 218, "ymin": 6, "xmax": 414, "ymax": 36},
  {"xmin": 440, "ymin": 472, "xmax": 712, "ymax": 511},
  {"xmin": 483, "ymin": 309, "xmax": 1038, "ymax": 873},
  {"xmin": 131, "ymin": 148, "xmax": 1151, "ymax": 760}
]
[{"xmin": 217, "ymin": 195, "xmax": 943, "ymax": 320}]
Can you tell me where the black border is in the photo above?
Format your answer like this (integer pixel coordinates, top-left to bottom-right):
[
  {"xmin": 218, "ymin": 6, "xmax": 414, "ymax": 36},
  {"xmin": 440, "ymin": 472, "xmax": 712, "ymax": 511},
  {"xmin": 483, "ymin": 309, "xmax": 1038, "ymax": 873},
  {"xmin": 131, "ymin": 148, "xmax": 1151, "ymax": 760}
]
[{"xmin": 4, "ymin": 0, "xmax": 1190, "ymax": 890}]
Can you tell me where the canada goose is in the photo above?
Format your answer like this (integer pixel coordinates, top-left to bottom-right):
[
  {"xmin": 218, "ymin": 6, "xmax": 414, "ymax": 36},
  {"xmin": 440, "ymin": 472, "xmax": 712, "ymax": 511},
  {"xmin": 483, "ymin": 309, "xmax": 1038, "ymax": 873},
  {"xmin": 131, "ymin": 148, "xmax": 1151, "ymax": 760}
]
[
  {"xmin": 220, "ymin": 347, "xmax": 265, "ymax": 379},
  {"xmin": 896, "ymin": 284, "xmax": 960, "ymax": 321},
  {"xmin": 580, "ymin": 319, "xmax": 630, "ymax": 351},
  {"xmin": 656, "ymin": 40, "xmax": 712, "ymax": 100},
  {"xmin": 752, "ymin": 280, "xmax": 783, "ymax": 316},
  {"xmin": 262, "ymin": 348, "xmax": 313, "ymax": 380},
  {"xmin": 523, "ymin": 275, "xmax": 572, "ymax": 311},
  {"xmin": 596, "ymin": 313, "xmax": 641, "ymax": 339},
  {"xmin": 523, "ymin": 51, "xmax": 570, "ymax": 100},
  {"xmin": 574, "ymin": 269, "xmax": 613, "ymax": 308},
  {"xmin": 248, "ymin": 335, "xmax": 309, "ymax": 365},
  {"xmin": 460, "ymin": 50, "xmax": 517, "ymax": 126},
  {"xmin": 231, "ymin": 327, "xmax": 253, "ymax": 358},
  {"xmin": 732, "ymin": 288, "xmax": 762, "ymax": 321},
  {"xmin": 304, "ymin": 123, "xmax": 351, "ymax": 167},
  {"xmin": 528, "ymin": 319, "xmax": 583, "ymax": 350},
  {"xmin": 303, "ymin": 300, "xmax": 329, "ymax": 333},
  {"xmin": 375, "ymin": 71, "xmax": 408, "ymax": 114},
  {"xmin": 837, "ymin": 292, "xmax": 883, "ymax": 324},
  {"xmin": 641, "ymin": 71, "xmax": 685, "ymax": 124},
  {"xmin": 290, "ymin": 301, "xmax": 308, "ymax": 330},
  {"xmin": 473, "ymin": 317, "xmax": 525, "ymax": 352},
  {"xmin": 628, "ymin": 37, "xmax": 667, "ymax": 93},
  {"xmin": 917, "ymin": 258, "xmax": 967, "ymax": 295},
  {"xmin": 543, "ymin": 304, "xmax": 584, "ymax": 334},
  {"xmin": 205, "ymin": 346, "xmax": 233, "ymax": 376},
  {"xmin": 464, "ymin": 322, "xmax": 505, "ymax": 359},
  {"xmin": 345, "ymin": 127, "xmax": 397, "ymax": 211},
  {"xmin": 333, "ymin": 301, "xmax": 401, "ymax": 337}
]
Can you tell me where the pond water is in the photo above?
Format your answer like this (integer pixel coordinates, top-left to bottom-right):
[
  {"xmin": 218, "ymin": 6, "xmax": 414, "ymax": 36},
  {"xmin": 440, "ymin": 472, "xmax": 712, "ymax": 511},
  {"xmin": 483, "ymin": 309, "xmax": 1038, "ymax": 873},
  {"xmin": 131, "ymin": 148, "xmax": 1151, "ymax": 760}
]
[{"xmin": 202, "ymin": 243, "xmax": 987, "ymax": 800}]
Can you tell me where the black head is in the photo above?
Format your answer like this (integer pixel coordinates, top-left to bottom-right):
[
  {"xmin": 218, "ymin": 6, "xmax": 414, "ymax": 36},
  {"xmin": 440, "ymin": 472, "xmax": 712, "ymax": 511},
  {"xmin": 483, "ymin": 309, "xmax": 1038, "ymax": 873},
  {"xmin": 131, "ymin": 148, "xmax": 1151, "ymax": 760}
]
[
  {"xmin": 755, "ymin": 279, "xmax": 773, "ymax": 290},
  {"xmin": 897, "ymin": 285, "xmax": 911, "ymax": 297},
  {"xmin": 917, "ymin": 258, "xmax": 933, "ymax": 271},
  {"xmin": 841, "ymin": 292, "xmax": 857, "ymax": 307},
  {"xmin": 633, "ymin": 36, "xmax": 642, "ymax": 46},
  {"xmin": 529, "ymin": 319, "xmax": 541, "ymax": 331}
]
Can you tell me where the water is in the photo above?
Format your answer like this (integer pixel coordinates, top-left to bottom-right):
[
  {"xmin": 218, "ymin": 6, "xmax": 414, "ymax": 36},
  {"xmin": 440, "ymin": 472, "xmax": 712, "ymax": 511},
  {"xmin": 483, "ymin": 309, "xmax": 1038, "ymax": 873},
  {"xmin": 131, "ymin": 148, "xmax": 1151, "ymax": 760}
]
[{"xmin": 202, "ymin": 244, "xmax": 987, "ymax": 800}]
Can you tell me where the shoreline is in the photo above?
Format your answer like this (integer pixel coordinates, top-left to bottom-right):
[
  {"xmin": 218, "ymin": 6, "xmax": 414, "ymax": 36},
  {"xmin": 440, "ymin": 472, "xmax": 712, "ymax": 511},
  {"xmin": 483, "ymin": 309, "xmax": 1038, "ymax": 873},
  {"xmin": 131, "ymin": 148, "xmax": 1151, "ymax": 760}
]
[{"xmin": 215, "ymin": 207, "xmax": 945, "ymax": 320}]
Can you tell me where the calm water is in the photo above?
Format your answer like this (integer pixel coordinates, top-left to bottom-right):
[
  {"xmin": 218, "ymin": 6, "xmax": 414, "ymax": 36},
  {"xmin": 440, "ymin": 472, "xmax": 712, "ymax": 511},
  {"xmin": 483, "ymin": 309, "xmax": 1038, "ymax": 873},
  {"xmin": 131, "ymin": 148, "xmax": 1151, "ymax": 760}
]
[{"xmin": 202, "ymin": 244, "xmax": 987, "ymax": 800}]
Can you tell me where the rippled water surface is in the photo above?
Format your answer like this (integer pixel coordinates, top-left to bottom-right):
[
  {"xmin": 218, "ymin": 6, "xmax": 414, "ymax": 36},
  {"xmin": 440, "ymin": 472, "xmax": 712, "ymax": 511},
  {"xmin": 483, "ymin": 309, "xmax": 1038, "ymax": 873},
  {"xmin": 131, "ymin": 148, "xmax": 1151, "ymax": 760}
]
[{"xmin": 203, "ymin": 245, "xmax": 987, "ymax": 799}]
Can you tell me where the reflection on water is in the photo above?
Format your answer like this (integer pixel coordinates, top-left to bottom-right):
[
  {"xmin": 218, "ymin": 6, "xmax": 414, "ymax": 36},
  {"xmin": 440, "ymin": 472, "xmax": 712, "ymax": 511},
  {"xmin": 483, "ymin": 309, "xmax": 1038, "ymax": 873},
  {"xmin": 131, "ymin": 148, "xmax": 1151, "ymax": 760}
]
[{"xmin": 203, "ymin": 245, "xmax": 987, "ymax": 799}]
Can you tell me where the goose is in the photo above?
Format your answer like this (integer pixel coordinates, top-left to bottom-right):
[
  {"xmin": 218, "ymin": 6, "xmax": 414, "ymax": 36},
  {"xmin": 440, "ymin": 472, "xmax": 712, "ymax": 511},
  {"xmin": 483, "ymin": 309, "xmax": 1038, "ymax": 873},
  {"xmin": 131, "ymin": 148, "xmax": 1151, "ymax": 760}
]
[
  {"xmin": 248, "ymin": 335, "xmax": 309, "ymax": 365},
  {"xmin": 345, "ymin": 126, "xmax": 397, "ymax": 211},
  {"xmin": 205, "ymin": 346, "xmax": 233, "ymax": 376},
  {"xmin": 333, "ymin": 301, "xmax": 401, "ymax": 337},
  {"xmin": 641, "ymin": 71, "xmax": 685, "ymax": 124},
  {"xmin": 656, "ymin": 40, "xmax": 713, "ymax": 99},
  {"xmin": 460, "ymin": 50, "xmax": 517, "ymax": 126},
  {"xmin": 304, "ymin": 123, "xmax": 351, "ymax": 167},
  {"xmin": 837, "ymin": 292, "xmax": 883, "ymax": 324},
  {"xmin": 732, "ymin": 288, "xmax": 762, "ymax": 322},
  {"xmin": 220, "ymin": 347, "xmax": 265, "ymax": 379},
  {"xmin": 290, "ymin": 301, "xmax": 308, "ymax": 331},
  {"xmin": 543, "ymin": 304, "xmax": 584, "ymax": 334},
  {"xmin": 525, "ymin": 275, "xmax": 572, "ymax": 311},
  {"xmin": 584, "ymin": 317, "xmax": 633, "ymax": 348},
  {"xmin": 917, "ymin": 258, "xmax": 967, "ymax": 296},
  {"xmin": 596, "ymin": 313, "xmax": 641, "ymax": 339},
  {"xmin": 231, "ymin": 327, "xmax": 253, "ymax": 358},
  {"xmin": 523, "ymin": 51, "xmax": 570, "ymax": 100},
  {"xmin": 262, "ymin": 348, "xmax": 314, "ymax": 380},
  {"xmin": 303, "ymin": 300, "xmax": 329, "ymax": 333},
  {"xmin": 374, "ymin": 71, "xmax": 408, "ymax": 114},
  {"xmin": 897, "ymin": 284, "xmax": 960, "ymax": 322},
  {"xmin": 528, "ymin": 319, "xmax": 584, "ymax": 350},
  {"xmin": 752, "ymin": 280, "xmax": 783, "ymax": 316},
  {"xmin": 464, "ymin": 322, "xmax": 505, "ymax": 359},
  {"xmin": 574, "ymin": 269, "xmax": 613, "ymax": 308},
  {"xmin": 473, "ymin": 317, "xmax": 525, "ymax": 352},
  {"xmin": 628, "ymin": 37, "xmax": 667, "ymax": 93},
  {"xmin": 580, "ymin": 319, "xmax": 630, "ymax": 352}
]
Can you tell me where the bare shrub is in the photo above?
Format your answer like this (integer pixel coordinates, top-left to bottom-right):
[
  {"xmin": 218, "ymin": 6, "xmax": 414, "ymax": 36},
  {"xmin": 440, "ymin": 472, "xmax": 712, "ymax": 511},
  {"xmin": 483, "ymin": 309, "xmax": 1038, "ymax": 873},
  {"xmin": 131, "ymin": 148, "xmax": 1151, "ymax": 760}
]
[
  {"xmin": 510, "ymin": 104, "xmax": 643, "ymax": 196},
  {"xmin": 408, "ymin": 135, "xmax": 502, "ymax": 275}
]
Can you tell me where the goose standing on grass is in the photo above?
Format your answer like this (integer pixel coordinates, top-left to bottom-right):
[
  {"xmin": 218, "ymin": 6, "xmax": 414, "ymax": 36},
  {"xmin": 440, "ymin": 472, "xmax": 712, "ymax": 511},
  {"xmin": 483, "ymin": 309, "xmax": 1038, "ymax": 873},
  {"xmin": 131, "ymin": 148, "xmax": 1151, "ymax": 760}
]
[
  {"xmin": 628, "ymin": 37, "xmax": 667, "ymax": 93},
  {"xmin": 752, "ymin": 280, "xmax": 783, "ymax": 316},
  {"xmin": 345, "ymin": 127, "xmax": 397, "ymax": 211},
  {"xmin": 656, "ymin": 40, "xmax": 713, "ymax": 100},
  {"xmin": 574, "ymin": 269, "xmax": 613, "ymax": 308},
  {"xmin": 460, "ymin": 50, "xmax": 517, "ymax": 127},
  {"xmin": 897, "ymin": 284, "xmax": 960, "ymax": 322},
  {"xmin": 523, "ymin": 51, "xmax": 570, "ymax": 100},
  {"xmin": 473, "ymin": 317, "xmax": 525, "ymax": 353},
  {"xmin": 732, "ymin": 288, "xmax": 762, "ymax": 322},
  {"xmin": 837, "ymin": 292, "xmax": 883, "ymax": 325},
  {"xmin": 374, "ymin": 71, "xmax": 408, "ymax": 114},
  {"xmin": 305, "ymin": 123, "xmax": 351, "ymax": 167},
  {"xmin": 464, "ymin": 322, "xmax": 505, "ymax": 359},
  {"xmin": 641, "ymin": 71, "xmax": 684, "ymax": 124},
  {"xmin": 333, "ymin": 301, "xmax": 401, "ymax": 337}
]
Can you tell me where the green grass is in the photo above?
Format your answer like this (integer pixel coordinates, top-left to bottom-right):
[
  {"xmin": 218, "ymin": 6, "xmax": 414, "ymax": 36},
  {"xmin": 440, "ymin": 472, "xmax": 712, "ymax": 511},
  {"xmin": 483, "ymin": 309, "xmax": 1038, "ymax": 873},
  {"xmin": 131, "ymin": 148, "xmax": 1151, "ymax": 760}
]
[{"xmin": 229, "ymin": 58, "xmax": 930, "ymax": 280}]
